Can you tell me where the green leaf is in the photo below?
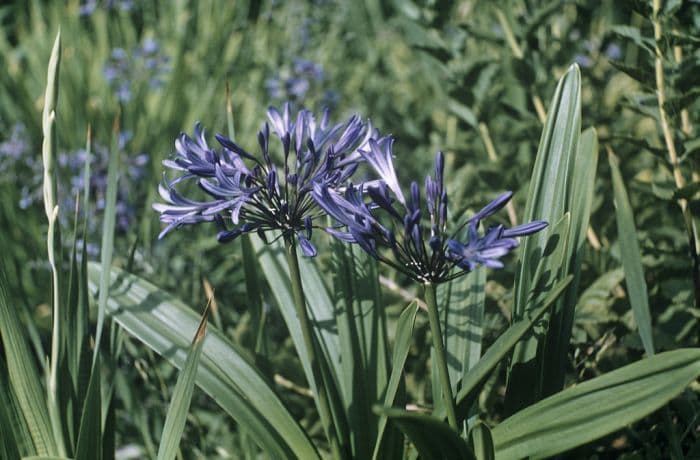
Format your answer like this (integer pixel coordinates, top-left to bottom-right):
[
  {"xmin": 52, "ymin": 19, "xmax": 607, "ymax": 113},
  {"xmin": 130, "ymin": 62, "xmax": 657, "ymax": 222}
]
[
  {"xmin": 448, "ymin": 274, "xmax": 573, "ymax": 419},
  {"xmin": 609, "ymin": 151, "xmax": 654, "ymax": 355},
  {"xmin": 610, "ymin": 25, "xmax": 655, "ymax": 56},
  {"xmin": 0, "ymin": 262, "xmax": 56, "ymax": 456},
  {"xmin": 541, "ymin": 127, "xmax": 599, "ymax": 396},
  {"xmin": 156, "ymin": 306, "xmax": 209, "ymax": 460},
  {"xmin": 378, "ymin": 408, "xmax": 476, "ymax": 460},
  {"xmin": 468, "ymin": 422, "xmax": 494, "ymax": 460},
  {"xmin": 94, "ymin": 115, "xmax": 121, "ymax": 357},
  {"xmin": 448, "ymin": 99, "xmax": 478, "ymax": 128},
  {"xmin": 372, "ymin": 302, "xmax": 419, "ymax": 460},
  {"xmin": 0, "ymin": 380, "xmax": 21, "ymax": 460},
  {"xmin": 253, "ymin": 236, "xmax": 348, "ymax": 447},
  {"xmin": 74, "ymin": 357, "xmax": 102, "ymax": 460},
  {"xmin": 330, "ymin": 241, "xmax": 390, "ymax": 458},
  {"xmin": 87, "ymin": 263, "xmax": 319, "ymax": 460},
  {"xmin": 507, "ymin": 64, "xmax": 581, "ymax": 413},
  {"xmin": 440, "ymin": 267, "xmax": 487, "ymax": 392},
  {"xmin": 492, "ymin": 349, "xmax": 700, "ymax": 459}
]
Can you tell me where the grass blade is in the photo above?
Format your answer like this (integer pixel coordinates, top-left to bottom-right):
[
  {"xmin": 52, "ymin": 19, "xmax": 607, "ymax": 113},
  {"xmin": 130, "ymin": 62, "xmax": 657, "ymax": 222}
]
[
  {"xmin": 492, "ymin": 349, "xmax": 700, "ymax": 459},
  {"xmin": 156, "ymin": 305, "xmax": 210, "ymax": 460},
  {"xmin": 94, "ymin": 114, "xmax": 121, "ymax": 359},
  {"xmin": 608, "ymin": 149, "xmax": 654, "ymax": 355},
  {"xmin": 74, "ymin": 357, "xmax": 102, "ymax": 460}
]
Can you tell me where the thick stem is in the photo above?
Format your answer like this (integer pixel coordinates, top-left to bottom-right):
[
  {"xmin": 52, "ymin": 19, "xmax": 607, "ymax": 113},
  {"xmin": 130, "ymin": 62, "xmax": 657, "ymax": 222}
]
[
  {"xmin": 424, "ymin": 282, "xmax": 458, "ymax": 429},
  {"xmin": 285, "ymin": 238, "xmax": 342, "ymax": 459}
]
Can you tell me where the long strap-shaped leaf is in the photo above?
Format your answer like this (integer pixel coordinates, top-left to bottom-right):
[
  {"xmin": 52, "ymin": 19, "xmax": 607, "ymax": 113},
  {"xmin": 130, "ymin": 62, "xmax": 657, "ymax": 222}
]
[
  {"xmin": 0, "ymin": 262, "xmax": 57, "ymax": 456},
  {"xmin": 156, "ymin": 306, "xmax": 209, "ymax": 460},
  {"xmin": 253, "ymin": 237, "xmax": 350, "ymax": 448},
  {"xmin": 87, "ymin": 263, "xmax": 319, "ymax": 460},
  {"xmin": 507, "ymin": 64, "xmax": 582, "ymax": 413},
  {"xmin": 492, "ymin": 348, "xmax": 700, "ymax": 460},
  {"xmin": 330, "ymin": 240, "xmax": 390, "ymax": 458}
]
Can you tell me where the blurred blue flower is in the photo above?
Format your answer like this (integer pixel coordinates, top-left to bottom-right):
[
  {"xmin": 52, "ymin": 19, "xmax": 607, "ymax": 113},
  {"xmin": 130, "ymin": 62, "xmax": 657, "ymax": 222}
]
[
  {"xmin": 265, "ymin": 58, "xmax": 328, "ymax": 104},
  {"xmin": 313, "ymin": 145, "xmax": 547, "ymax": 283},
  {"xmin": 79, "ymin": 0, "xmax": 133, "ymax": 16},
  {"xmin": 605, "ymin": 43, "xmax": 623, "ymax": 60},
  {"xmin": 59, "ymin": 140, "xmax": 149, "ymax": 234},
  {"xmin": 155, "ymin": 103, "xmax": 376, "ymax": 256},
  {"xmin": 0, "ymin": 123, "xmax": 29, "ymax": 161},
  {"xmin": 103, "ymin": 38, "xmax": 170, "ymax": 102}
]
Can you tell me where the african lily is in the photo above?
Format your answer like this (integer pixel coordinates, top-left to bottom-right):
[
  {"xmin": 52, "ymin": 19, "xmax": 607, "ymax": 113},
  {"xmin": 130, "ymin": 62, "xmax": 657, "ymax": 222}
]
[
  {"xmin": 313, "ymin": 137, "xmax": 547, "ymax": 428},
  {"xmin": 154, "ymin": 103, "xmax": 375, "ymax": 459}
]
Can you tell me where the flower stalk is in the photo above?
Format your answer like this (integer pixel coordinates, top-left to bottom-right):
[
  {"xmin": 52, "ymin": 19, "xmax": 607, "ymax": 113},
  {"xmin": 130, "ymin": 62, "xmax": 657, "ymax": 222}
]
[
  {"xmin": 424, "ymin": 282, "xmax": 458, "ymax": 429},
  {"xmin": 284, "ymin": 236, "xmax": 342, "ymax": 460}
]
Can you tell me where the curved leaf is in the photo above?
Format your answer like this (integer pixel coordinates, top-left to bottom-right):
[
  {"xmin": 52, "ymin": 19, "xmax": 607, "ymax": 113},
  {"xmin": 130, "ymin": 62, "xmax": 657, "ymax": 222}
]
[
  {"xmin": 492, "ymin": 348, "xmax": 700, "ymax": 459},
  {"xmin": 378, "ymin": 408, "xmax": 476, "ymax": 460},
  {"xmin": 87, "ymin": 263, "xmax": 319, "ymax": 460}
]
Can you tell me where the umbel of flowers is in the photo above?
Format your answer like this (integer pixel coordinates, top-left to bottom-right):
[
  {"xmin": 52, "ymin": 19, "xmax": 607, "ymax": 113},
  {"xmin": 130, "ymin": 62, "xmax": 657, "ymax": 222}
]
[
  {"xmin": 155, "ymin": 103, "xmax": 375, "ymax": 256},
  {"xmin": 312, "ymin": 134, "xmax": 547, "ymax": 429},
  {"xmin": 154, "ymin": 103, "xmax": 546, "ymax": 450}
]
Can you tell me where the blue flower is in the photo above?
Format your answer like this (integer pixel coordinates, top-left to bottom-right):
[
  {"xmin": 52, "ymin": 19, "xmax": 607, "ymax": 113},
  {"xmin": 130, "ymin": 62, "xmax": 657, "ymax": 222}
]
[
  {"xmin": 154, "ymin": 103, "xmax": 376, "ymax": 256},
  {"xmin": 313, "ymin": 144, "xmax": 547, "ymax": 283}
]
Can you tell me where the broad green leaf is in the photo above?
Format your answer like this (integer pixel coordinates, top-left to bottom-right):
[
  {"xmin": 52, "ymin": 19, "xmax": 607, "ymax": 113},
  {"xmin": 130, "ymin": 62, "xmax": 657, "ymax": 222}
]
[
  {"xmin": 253, "ymin": 236, "xmax": 348, "ymax": 448},
  {"xmin": 253, "ymin": 236, "xmax": 342, "ymax": 376},
  {"xmin": 156, "ymin": 306, "xmax": 209, "ymax": 460},
  {"xmin": 541, "ymin": 127, "xmax": 599, "ymax": 396},
  {"xmin": 1, "ymin": 351, "xmax": 35, "ymax": 459},
  {"xmin": 74, "ymin": 358, "xmax": 102, "ymax": 460},
  {"xmin": 372, "ymin": 302, "xmax": 419, "ymax": 460},
  {"xmin": 378, "ymin": 408, "xmax": 476, "ymax": 460},
  {"xmin": 609, "ymin": 151, "xmax": 654, "ymax": 355},
  {"xmin": 439, "ymin": 267, "xmax": 487, "ymax": 392},
  {"xmin": 508, "ymin": 64, "xmax": 581, "ymax": 414},
  {"xmin": 448, "ymin": 274, "xmax": 573, "ymax": 419},
  {"xmin": 492, "ymin": 349, "xmax": 700, "ymax": 460},
  {"xmin": 469, "ymin": 422, "xmax": 495, "ymax": 460},
  {"xmin": 0, "ymin": 379, "xmax": 21, "ymax": 460},
  {"xmin": 0, "ymin": 262, "xmax": 56, "ymax": 456},
  {"xmin": 87, "ymin": 263, "xmax": 319, "ymax": 460},
  {"xmin": 330, "ymin": 240, "xmax": 390, "ymax": 459}
]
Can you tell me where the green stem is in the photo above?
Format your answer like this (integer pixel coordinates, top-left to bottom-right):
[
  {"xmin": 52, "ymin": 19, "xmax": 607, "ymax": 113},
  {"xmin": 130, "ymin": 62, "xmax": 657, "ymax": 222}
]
[
  {"xmin": 284, "ymin": 237, "xmax": 342, "ymax": 459},
  {"xmin": 424, "ymin": 282, "xmax": 458, "ymax": 429}
]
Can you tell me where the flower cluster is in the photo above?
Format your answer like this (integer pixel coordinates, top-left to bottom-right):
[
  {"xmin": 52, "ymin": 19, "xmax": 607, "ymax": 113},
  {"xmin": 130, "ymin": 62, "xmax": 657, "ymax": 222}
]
[
  {"xmin": 154, "ymin": 104, "xmax": 375, "ymax": 256},
  {"xmin": 312, "ymin": 139, "xmax": 547, "ymax": 283},
  {"xmin": 103, "ymin": 38, "xmax": 170, "ymax": 102}
]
